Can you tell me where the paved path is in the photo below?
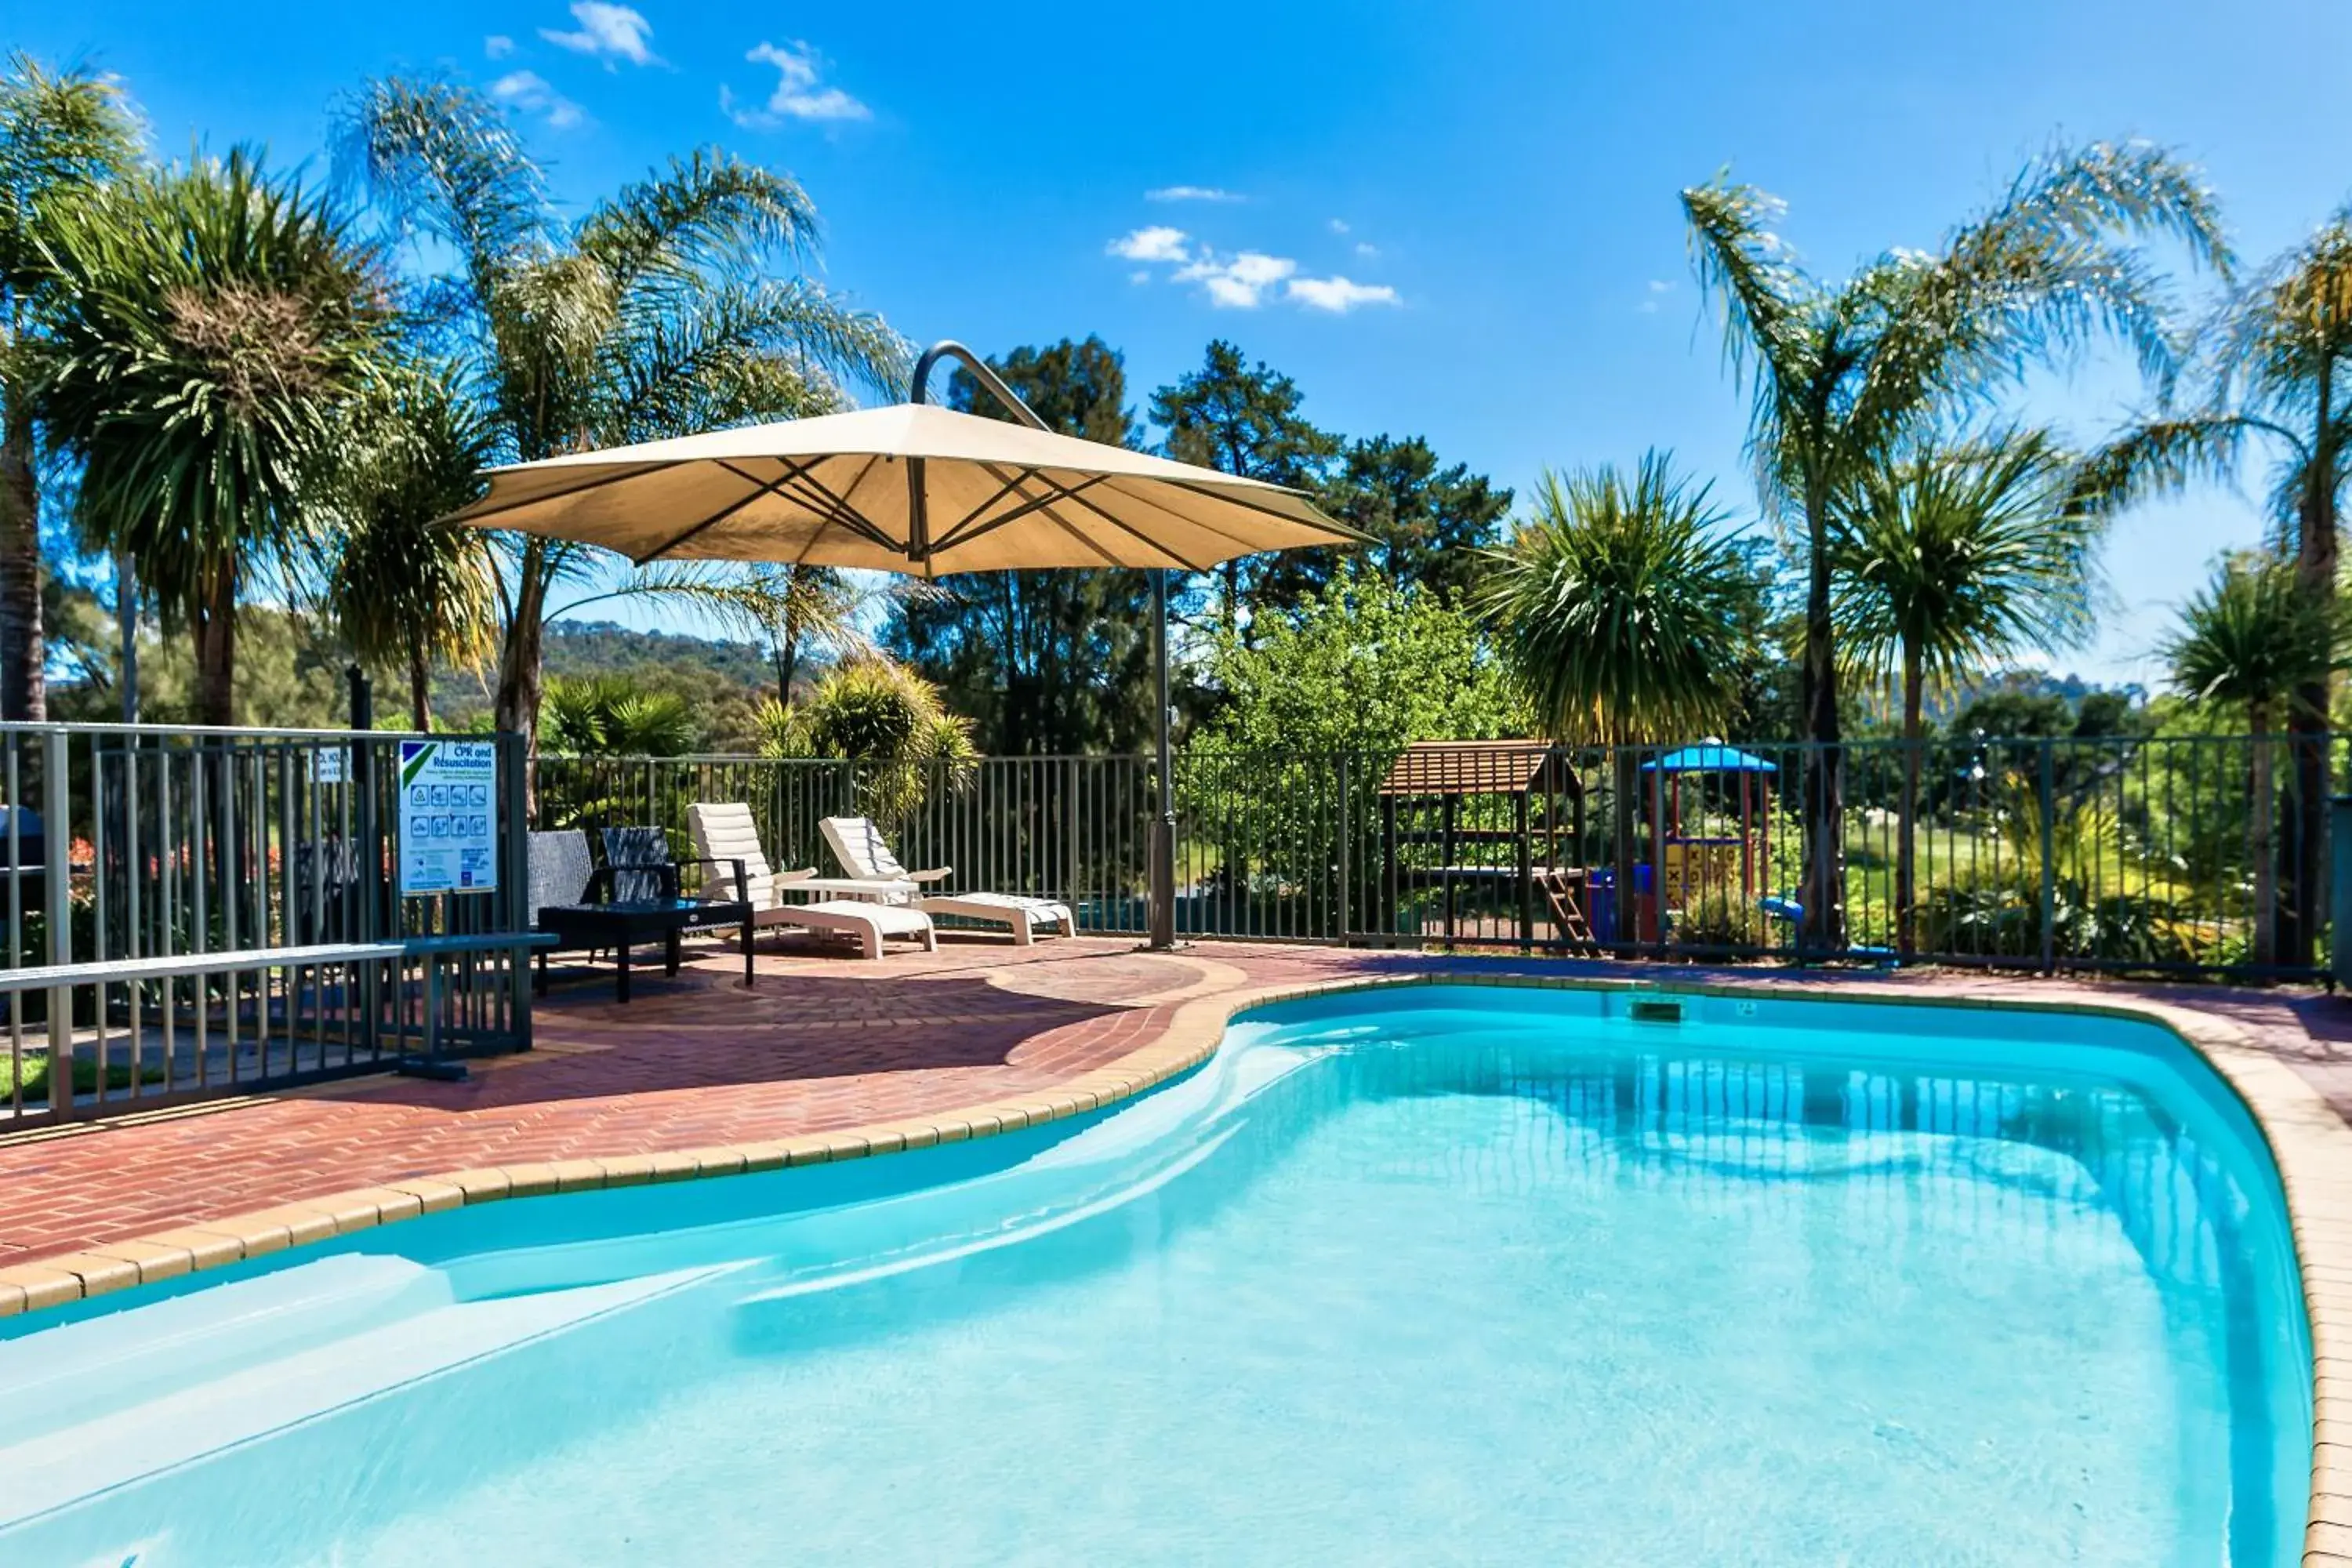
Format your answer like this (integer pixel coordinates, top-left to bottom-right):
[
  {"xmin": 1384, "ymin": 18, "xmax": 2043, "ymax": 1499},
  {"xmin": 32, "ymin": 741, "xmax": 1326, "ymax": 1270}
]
[{"xmin": 4, "ymin": 935, "xmax": 2350, "ymax": 1267}]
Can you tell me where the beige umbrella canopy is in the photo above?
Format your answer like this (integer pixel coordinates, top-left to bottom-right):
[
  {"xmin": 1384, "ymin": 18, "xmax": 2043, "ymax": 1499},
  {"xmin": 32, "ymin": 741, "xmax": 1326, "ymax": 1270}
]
[
  {"xmin": 445, "ymin": 399, "xmax": 1360, "ymax": 576},
  {"xmin": 445, "ymin": 342, "xmax": 1363, "ymax": 948}
]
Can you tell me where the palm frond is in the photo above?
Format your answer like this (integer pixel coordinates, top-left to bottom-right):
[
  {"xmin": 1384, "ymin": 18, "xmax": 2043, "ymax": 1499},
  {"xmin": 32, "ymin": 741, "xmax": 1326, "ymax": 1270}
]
[
  {"xmin": 2065, "ymin": 413, "xmax": 2263, "ymax": 519},
  {"xmin": 1850, "ymin": 141, "xmax": 2229, "ymax": 453},
  {"xmin": 0, "ymin": 53, "xmax": 142, "ymax": 296},
  {"xmin": 1479, "ymin": 452, "xmax": 1752, "ymax": 745},
  {"xmin": 1832, "ymin": 424, "xmax": 2100, "ymax": 695},
  {"xmin": 575, "ymin": 148, "xmax": 820, "ymax": 296},
  {"xmin": 1681, "ymin": 176, "xmax": 1817, "ymax": 507},
  {"xmin": 335, "ymin": 77, "xmax": 552, "ymax": 316}
]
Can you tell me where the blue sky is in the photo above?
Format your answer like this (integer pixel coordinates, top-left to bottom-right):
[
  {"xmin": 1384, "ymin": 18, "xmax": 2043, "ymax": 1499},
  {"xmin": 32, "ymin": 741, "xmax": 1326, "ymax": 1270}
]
[{"xmin": 16, "ymin": 0, "xmax": 2352, "ymax": 685}]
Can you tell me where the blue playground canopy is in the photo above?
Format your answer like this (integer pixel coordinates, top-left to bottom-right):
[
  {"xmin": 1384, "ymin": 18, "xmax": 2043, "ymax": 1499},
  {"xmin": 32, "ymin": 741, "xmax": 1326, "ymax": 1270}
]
[{"xmin": 1639, "ymin": 745, "xmax": 1778, "ymax": 775}]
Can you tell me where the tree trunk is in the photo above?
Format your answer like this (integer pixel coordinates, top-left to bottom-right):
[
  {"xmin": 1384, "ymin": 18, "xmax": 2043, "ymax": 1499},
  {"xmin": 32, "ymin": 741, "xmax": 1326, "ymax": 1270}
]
[
  {"xmin": 1897, "ymin": 642, "xmax": 1922, "ymax": 957},
  {"xmin": 0, "ymin": 405, "xmax": 45, "ymax": 721},
  {"xmin": 408, "ymin": 633, "xmax": 432, "ymax": 731},
  {"xmin": 493, "ymin": 540, "xmax": 550, "ymax": 812},
  {"xmin": 492, "ymin": 540, "xmax": 548, "ymax": 750},
  {"xmin": 1610, "ymin": 746, "xmax": 1639, "ymax": 955},
  {"xmin": 2281, "ymin": 378, "xmax": 2336, "ymax": 971},
  {"xmin": 2251, "ymin": 708, "xmax": 2277, "ymax": 970},
  {"xmin": 1798, "ymin": 486, "xmax": 1844, "ymax": 953},
  {"xmin": 191, "ymin": 559, "xmax": 238, "ymax": 727}
]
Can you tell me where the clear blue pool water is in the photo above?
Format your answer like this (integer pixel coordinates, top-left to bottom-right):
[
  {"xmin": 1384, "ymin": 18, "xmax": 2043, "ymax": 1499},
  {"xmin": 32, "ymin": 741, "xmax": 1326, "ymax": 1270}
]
[{"xmin": 0, "ymin": 984, "xmax": 2312, "ymax": 1565}]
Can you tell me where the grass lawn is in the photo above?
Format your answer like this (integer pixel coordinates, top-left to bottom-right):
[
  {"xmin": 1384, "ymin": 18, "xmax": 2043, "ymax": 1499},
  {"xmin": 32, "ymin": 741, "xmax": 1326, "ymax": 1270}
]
[{"xmin": 0, "ymin": 1051, "xmax": 168, "ymax": 1100}]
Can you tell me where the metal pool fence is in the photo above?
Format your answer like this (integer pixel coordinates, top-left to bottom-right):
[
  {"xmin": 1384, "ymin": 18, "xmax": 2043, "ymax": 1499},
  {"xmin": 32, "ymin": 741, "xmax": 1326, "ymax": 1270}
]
[
  {"xmin": 536, "ymin": 732, "xmax": 2344, "ymax": 982},
  {"xmin": 0, "ymin": 723, "xmax": 537, "ymax": 1127}
]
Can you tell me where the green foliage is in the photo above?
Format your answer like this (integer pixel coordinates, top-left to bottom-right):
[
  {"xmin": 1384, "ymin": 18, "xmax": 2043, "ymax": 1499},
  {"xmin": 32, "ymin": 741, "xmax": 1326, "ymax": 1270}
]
[
  {"xmin": 2161, "ymin": 550, "xmax": 2348, "ymax": 726},
  {"xmin": 1149, "ymin": 339, "xmax": 1341, "ymax": 627},
  {"xmin": 1194, "ymin": 568, "xmax": 1525, "ymax": 759},
  {"xmin": 1672, "ymin": 886, "xmax": 1771, "ymax": 951},
  {"xmin": 539, "ymin": 673, "xmax": 701, "ymax": 757},
  {"xmin": 47, "ymin": 602, "xmax": 388, "ymax": 728},
  {"xmin": 1479, "ymin": 452, "xmax": 1752, "ymax": 746},
  {"xmin": 1833, "ymin": 426, "xmax": 2100, "ymax": 712},
  {"xmin": 760, "ymin": 659, "xmax": 978, "ymax": 822},
  {"xmin": 323, "ymin": 363, "xmax": 499, "ymax": 727},
  {"xmin": 339, "ymin": 77, "xmax": 908, "ymax": 747},
  {"xmin": 0, "ymin": 52, "xmax": 142, "ymax": 721},
  {"xmin": 31, "ymin": 145, "xmax": 394, "ymax": 721},
  {"xmin": 1311, "ymin": 434, "xmax": 1514, "ymax": 604},
  {"xmin": 1911, "ymin": 777, "xmax": 2210, "ymax": 966}
]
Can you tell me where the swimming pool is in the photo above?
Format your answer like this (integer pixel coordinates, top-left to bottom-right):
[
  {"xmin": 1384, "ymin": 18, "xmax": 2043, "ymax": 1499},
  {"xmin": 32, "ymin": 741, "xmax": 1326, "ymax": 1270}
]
[{"xmin": 0, "ymin": 982, "xmax": 2313, "ymax": 1565}]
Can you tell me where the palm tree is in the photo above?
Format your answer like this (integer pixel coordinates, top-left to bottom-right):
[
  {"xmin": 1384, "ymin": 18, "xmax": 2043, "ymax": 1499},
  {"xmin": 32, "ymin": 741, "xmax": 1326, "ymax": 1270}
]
[
  {"xmin": 324, "ymin": 367, "xmax": 499, "ymax": 729},
  {"xmin": 541, "ymin": 674, "xmax": 701, "ymax": 757},
  {"xmin": 0, "ymin": 54, "xmax": 139, "ymax": 720},
  {"xmin": 32, "ymin": 147, "xmax": 391, "ymax": 724},
  {"xmin": 2161, "ymin": 551, "xmax": 2347, "ymax": 966},
  {"xmin": 1682, "ymin": 140, "xmax": 2228, "ymax": 948},
  {"xmin": 339, "ymin": 78, "xmax": 906, "ymax": 759},
  {"xmin": 760, "ymin": 657, "xmax": 978, "ymax": 823},
  {"xmin": 2073, "ymin": 209, "xmax": 2352, "ymax": 967},
  {"xmin": 1479, "ymin": 453, "xmax": 1754, "ymax": 931},
  {"xmin": 1832, "ymin": 426, "xmax": 2100, "ymax": 952}
]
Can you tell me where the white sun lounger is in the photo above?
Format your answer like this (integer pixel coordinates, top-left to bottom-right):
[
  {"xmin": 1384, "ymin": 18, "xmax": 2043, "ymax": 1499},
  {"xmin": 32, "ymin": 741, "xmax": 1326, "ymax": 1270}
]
[
  {"xmin": 819, "ymin": 815, "xmax": 1076, "ymax": 945},
  {"xmin": 686, "ymin": 803, "xmax": 936, "ymax": 960}
]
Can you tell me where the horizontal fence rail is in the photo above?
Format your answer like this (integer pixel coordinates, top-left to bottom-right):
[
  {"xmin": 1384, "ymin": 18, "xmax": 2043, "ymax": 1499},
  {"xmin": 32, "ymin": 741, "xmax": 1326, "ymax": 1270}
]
[
  {"xmin": 0, "ymin": 723, "xmax": 535, "ymax": 1127},
  {"xmin": 537, "ymin": 735, "xmax": 2344, "ymax": 983}
]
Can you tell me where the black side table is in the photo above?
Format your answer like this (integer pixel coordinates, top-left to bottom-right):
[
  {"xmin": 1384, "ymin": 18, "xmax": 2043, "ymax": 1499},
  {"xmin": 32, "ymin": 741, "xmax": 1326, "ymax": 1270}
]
[{"xmin": 535, "ymin": 898, "xmax": 754, "ymax": 1003}]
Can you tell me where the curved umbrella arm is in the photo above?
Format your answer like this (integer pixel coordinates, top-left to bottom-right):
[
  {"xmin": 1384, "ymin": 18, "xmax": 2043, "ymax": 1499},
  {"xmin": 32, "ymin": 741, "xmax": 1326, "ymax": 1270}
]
[{"xmin": 909, "ymin": 340, "xmax": 1051, "ymax": 432}]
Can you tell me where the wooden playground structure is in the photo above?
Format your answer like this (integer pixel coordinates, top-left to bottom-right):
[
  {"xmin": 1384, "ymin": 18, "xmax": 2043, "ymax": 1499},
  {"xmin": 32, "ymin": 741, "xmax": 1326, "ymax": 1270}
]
[{"xmin": 1370, "ymin": 741, "xmax": 1783, "ymax": 949}]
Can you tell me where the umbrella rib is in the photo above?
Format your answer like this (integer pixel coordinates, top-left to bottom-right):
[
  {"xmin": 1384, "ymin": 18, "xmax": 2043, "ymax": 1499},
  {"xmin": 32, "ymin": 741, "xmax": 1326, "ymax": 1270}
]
[
  {"xmin": 932, "ymin": 471, "xmax": 1112, "ymax": 556},
  {"xmin": 1044, "ymin": 483, "xmax": 1214, "ymax": 573},
  {"xmin": 927, "ymin": 466, "xmax": 1040, "ymax": 552},
  {"xmin": 973, "ymin": 464, "xmax": 1145, "ymax": 570},
  {"xmin": 439, "ymin": 462, "xmax": 675, "ymax": 528},
  {"xmin": 744, "ymin": 457, "xmax": 904, "ymax": 556},
  {"xmin": 1104, "ymin": 474, "xmax": 1369, "ymax": 546},
  {"xmin": 631, "ymin": 457, "xmax": 821, "ymax": 564}
]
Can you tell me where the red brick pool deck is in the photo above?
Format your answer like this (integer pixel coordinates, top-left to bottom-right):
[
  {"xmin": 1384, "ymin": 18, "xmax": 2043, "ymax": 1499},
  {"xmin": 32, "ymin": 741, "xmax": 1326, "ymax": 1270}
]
[{"xmin": 3, "ymin": 933, "xmax": 2350, "ymax": 1274}]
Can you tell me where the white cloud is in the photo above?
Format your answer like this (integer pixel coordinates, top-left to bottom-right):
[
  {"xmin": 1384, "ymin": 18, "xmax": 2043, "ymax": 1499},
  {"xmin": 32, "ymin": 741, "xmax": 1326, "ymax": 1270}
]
[
  {"xmin": 541, "ymin": 2, "xmax": 657, "ymax": 65},
  {"xmin": 491, "ymin": 69, "xmax": 586, "ymax": 129},
  {"xmin": 1174, "ymin": 249, "xmax": 1297, "ymax": 308},
  {"xmin": 1286, "ymin": 275, "xmax": 1399, "ymax": 313},
  {"xmin": 1328, "ymin": 217, "xmax": 1349, "ymax": 234},
  {"xmin": 485, "ymin": 34, "xmax": 515, "ymax": 59},
  {"xmin": 1353, "ymin": 241, "xmax": 1379, "ymax": 259},
  {"xmin": 1639, "ymin": 278, "xmax": 1674, "ymax": 314},
  {"xmin": 1107, "ymin": 225, "xmax": 1190, "ymax": 263},
  {"xmin": 726, "ymin": 40, "xmax": 869, "ymax": 127},
  {"xmin": 1129, "ymin": 270, "xmax": 1152, "ymax": 285},
  {"xmin": 1147, "ymin": 185, "xmax": 1240, "ymax": 203}
]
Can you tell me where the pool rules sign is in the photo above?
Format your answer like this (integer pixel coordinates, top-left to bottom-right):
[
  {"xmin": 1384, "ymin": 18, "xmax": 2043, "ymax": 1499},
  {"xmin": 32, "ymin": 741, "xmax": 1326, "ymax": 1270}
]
[{"xmin": 397, "ymin": 740, "xmax": 499, "ymax": 896}]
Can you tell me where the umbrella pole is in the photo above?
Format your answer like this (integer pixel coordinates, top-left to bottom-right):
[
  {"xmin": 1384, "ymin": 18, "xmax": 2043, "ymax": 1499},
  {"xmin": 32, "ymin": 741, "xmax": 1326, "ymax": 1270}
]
[{"xmin": 1149, "ymin": 568, "xmax": 1177, "ymax": 949}]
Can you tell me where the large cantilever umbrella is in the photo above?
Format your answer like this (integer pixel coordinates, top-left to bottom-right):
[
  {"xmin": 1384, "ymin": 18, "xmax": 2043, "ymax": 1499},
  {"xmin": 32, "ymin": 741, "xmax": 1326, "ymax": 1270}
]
[{"xmin": 442, "ymin": 342, "xmax": 1366, "ymax": 947}]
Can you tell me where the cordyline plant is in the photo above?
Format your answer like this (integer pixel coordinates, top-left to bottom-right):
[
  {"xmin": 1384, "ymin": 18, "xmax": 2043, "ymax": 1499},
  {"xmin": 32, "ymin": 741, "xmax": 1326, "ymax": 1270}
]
[{"xmin": 34, "ymin": 146, "xmax": 394, "ymax": 724}]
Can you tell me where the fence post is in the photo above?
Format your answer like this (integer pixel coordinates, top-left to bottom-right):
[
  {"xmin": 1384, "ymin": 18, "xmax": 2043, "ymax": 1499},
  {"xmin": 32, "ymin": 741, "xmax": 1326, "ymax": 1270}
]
[
  {"xmin": 42, "ymin": 728, "xmax": 71, "ymax": 1119},
  {"xmin": 2333, "ymin": 793, "xmax": 2352, "ymax": 990},
  {"xmin": 2038, "ymin": 740, "xmax": 2057, "ymax": 975},
  {"xmin": 1063, "ymin": 757, "xmax": 1079, "ymax": 910},
  {"xmin": 1336, "ymin": 753, "xmax": 1351, "ymax": 945},
  {"xmin": 502, "ymin": 731, "xmax": 533, "ymax": 1049}
]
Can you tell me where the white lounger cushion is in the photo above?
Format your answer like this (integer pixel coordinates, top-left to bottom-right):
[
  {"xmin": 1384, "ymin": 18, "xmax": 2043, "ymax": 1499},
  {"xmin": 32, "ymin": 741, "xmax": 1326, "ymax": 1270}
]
[
  {"xmin": 818, "ymin": 815, "xmax": 1074, "ymax": 944},
  {"xmin": 757, "ymin": 899, "xmax": 935, "ymax": 960},
  {"xmin": 919, "ymin": 892, "xmax": 1075, "ymax": 946}
]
